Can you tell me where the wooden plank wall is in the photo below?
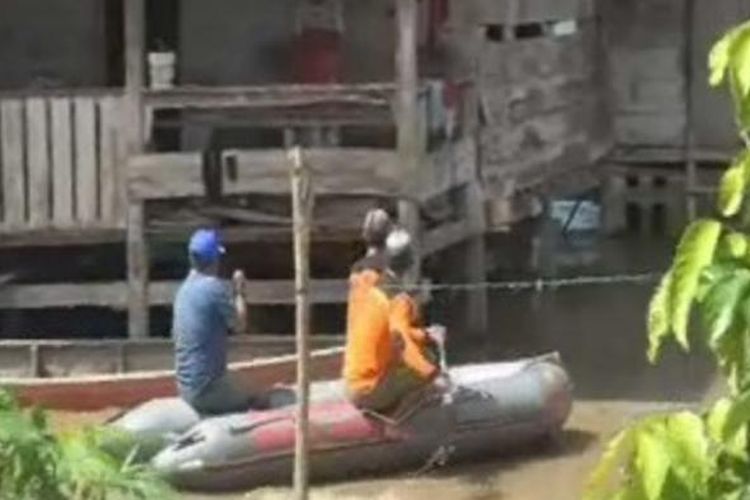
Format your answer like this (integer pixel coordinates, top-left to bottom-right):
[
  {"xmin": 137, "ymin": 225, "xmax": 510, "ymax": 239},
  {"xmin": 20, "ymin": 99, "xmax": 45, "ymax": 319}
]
[
  {"xmin": 602, "ymin": 0, "xmax": 686, "ymax": 148},
  {"xmin": 0, "ymin": 93, "xmax": 125, "ymax": 233},
  {"xmin": 451, "ymin": 0, "xmax": 610, "ymax": 200}
]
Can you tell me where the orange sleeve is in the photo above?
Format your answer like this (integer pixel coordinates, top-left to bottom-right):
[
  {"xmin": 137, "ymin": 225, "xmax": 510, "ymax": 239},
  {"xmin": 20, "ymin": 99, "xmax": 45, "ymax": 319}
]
[
  {"xmin": 390, "ymin": 294, "xmax": 436, "ymax": 380},
  {"xmin": 390, "ymin": 294, "xmax": 427, "ymax": 343}
]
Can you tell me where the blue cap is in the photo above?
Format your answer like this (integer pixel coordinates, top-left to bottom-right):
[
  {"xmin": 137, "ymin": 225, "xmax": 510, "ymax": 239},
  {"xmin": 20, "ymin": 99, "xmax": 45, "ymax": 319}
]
[{"xmin": 188, "ymin": 229, "xmax": 225, "ymax": 264}]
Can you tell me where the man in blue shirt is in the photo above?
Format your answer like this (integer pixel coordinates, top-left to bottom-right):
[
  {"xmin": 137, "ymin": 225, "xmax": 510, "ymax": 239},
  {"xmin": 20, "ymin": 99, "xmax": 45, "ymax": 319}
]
[{"xmin": 172, "ymin": 228, "xmax": 257, "ymax": 415}]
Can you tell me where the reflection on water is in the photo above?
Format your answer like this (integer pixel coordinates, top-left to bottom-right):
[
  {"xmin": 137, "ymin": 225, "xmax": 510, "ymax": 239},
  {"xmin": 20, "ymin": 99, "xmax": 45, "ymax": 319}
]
[{"xmin": 443, "ymin": 233, "xmax": 715, "ymax": 403}]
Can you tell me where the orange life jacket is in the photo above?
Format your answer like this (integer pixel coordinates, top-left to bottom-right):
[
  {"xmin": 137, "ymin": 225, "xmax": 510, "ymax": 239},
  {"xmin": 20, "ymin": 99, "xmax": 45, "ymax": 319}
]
[
  {"xmin": 343, "ymin": 269, "xmax": 395, "ymax": 395},
  {"xmin": 343, "ymin": 267, "xmax": 437, "ymax": 395}
]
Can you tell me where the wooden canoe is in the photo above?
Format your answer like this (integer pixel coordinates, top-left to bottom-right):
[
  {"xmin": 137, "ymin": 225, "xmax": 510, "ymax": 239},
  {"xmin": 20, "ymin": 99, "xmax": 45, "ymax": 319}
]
[{"xmin": 0, "ymin": 342, "xmax": 343, "ymax": 412}]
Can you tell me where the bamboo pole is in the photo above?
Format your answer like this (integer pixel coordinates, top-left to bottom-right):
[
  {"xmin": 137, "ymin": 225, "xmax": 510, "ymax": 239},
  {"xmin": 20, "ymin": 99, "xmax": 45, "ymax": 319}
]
[{"xmin": 289, "ymin": 146, "xmax": 314, "ymax": 499}]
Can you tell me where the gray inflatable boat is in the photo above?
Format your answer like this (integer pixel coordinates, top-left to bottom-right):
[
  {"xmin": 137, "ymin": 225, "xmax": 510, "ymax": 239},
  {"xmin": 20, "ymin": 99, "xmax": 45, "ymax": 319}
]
[{"xmin": 135, "ymin": 353, "xmax": 572, "ymax": 491}]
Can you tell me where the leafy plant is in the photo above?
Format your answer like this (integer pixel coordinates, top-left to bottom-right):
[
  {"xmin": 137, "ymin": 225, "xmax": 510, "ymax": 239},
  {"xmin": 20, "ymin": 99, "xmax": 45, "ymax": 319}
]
[
  {"xmin": 0, "ymin": 389, "xmax": 172, "ymax": 500},
  {"xmin": 585, "ymin": 22, "xmax": 750, "ymax": 500}
]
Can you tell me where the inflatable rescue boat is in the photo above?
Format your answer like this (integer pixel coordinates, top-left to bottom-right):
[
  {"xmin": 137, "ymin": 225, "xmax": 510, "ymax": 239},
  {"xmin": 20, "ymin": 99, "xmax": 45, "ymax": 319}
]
[{"xmin": 113, "ymin": 353, "xmax": 572, "ymax": 491}]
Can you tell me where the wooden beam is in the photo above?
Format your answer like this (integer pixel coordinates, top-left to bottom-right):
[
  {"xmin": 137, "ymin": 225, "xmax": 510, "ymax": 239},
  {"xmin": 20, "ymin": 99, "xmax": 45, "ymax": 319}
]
[
  {"xmin": 0, "ymin": 280, "xmax": 349, "ymax": 310},
  {"xmin": 124, "ymin": 0, "xmax": 148, "ymax": 339},
  {"xmin": 128, "ymin": 149, "xmax": 402, "ymax": 200},
  {"xmin": 608, "ymin": 146, "xmax": 733, "ymax": 164},
  {"xmin": 128, "ymin": 152, "xmax": 204, "ymax": 199},
  {"xmin": 155, "ymin": 107, "xmax": 393, "ymax": 129},
  {"xmin": 223, "ymin": 149, "xmax": 401, "ymax": 196},
  {"xmin": 396, "ymin": 0, "xmax": 423, "ymax": 283},
  {"xmin": 143, "ymin": 84, "xmax": 397, "ymax": 110}
]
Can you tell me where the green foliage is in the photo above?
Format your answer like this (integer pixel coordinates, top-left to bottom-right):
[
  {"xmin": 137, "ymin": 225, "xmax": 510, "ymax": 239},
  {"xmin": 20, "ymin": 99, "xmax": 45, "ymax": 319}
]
[
  {"xmin": 585, "ymin": 413, "xmax": 715, "ymax": 500},
  {"xmin": 667, "ymin": 219, "xmax": 722, "ymax": 347},
  {"xmin": 586, "ymin": 21, "xmax": 750, "ymax": 500},
  {"xmin": 0, "ymin": 389, "xmax": 172, "ymax": 500},
  {"xmin": 709, "ymin": 21, "xmax": 750, "ymax": 130}
]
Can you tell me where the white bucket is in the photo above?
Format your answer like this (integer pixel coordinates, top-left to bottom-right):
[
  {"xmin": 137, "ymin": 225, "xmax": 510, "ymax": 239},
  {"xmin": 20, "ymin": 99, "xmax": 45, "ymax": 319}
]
[{"xmin": 148, "ymin": 51, "xmax": 176, "ymax": 90}]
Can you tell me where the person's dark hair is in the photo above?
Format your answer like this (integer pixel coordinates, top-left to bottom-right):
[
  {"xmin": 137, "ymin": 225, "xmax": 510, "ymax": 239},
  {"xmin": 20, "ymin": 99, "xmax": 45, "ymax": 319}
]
[
  {"xmin": 386, "ymin": 229, "xmax": 414, "ymax": 276},
  {"xmin": 362, "ymin": 209, "xmax": 392, "ymax": 250}
]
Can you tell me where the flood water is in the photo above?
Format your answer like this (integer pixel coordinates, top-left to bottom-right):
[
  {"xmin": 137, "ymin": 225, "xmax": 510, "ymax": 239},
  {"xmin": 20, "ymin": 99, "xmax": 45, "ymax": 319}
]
[
  {"xmin": 449, "ymin": 233, "xmax": 715, "ymax": 403},
  {"xmin": 186, "ymin": 230, "xmax": 719, "ymax": 500}
]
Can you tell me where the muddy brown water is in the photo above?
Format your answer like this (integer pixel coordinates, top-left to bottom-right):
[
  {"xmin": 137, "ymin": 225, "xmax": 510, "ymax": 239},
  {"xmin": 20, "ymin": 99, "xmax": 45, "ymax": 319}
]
[{"xmin": 55, "ymin": 233, "xmax": 720, "ymax": 499}]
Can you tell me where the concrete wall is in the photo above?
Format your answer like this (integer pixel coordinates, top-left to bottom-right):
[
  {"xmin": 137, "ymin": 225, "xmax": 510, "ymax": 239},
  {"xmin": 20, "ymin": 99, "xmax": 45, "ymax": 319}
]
[
  {"xmin": 0, "ymin": 0, "xmax": 106, "ymax": 90},
  {"xmin": 179, "ymin": 0, "xmax": 395, "ymax": 85}
]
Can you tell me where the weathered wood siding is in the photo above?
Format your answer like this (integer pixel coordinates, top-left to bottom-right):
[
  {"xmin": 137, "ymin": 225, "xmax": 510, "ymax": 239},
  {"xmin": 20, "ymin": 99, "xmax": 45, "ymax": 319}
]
[
  {"xmin": 603, "ymin": 0, "xmax": 686, "ymax": 148},
  {"xmin": 603, "ymin": 0, "xmax": 746, "ymax": 152},
  {"xmin": 0, "ymin": 92, "xmax": 126, "ymax": 233},
  {"xmin": 452, "ymin": 0, "xmax": 609, "ymax": 194}
]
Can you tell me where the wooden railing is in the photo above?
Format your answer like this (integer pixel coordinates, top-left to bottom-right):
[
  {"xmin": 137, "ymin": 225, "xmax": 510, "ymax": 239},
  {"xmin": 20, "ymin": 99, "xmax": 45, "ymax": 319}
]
[{"xmin": 0, "ymin": 90, "xmax": 126, "ymax": 233}]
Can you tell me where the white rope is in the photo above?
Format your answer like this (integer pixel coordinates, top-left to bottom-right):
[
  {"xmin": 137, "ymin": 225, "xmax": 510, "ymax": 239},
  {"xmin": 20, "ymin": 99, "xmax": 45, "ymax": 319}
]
[{"xmin": 396, "ymin": 271, "xmax": 661, "ymax": 294}]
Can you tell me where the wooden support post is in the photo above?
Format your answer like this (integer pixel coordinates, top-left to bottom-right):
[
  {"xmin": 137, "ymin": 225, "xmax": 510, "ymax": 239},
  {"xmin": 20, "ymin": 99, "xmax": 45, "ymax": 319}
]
[
  {"xmin": 684, "ymin": 0, "xmax": 698, "ymax": 221},
  {"xmin": 125, "ymin": 0, "xmax": 148, "ymax": 338},
  {"xmin": 396, "ymin": 0, "xmax": 422, "ymax": 282},
  {"xmin": 289, "ymin": 147, "xmax": 314, "ymax": 500},
  {"xmin": 602, "ymin": 172, "xmax": 627, "ymax": 235},
  {"xmin": 29, "ymin": 344, "xmax": 41, "ymax": 378},
  {"xmin": 465, "ymin": 182, "xmax": 488, "ymax": 337}
]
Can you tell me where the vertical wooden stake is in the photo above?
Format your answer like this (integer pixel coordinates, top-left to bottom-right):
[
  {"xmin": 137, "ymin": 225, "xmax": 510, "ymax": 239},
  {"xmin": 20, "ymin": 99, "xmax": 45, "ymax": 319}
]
[
  {"xmin": 465, "ymin": 182, "xmax": 488, "ymax": 337},
  {"xmin": 289, "ymin": 146, "xmax": 314, "ymax": 500},
  {"xmin": 124, "ymin": 0, "xmax": 148, "ymax": 338},
  {"xmin": 396, "ymin": 0, "xmax": 422, "ymax": 284}
]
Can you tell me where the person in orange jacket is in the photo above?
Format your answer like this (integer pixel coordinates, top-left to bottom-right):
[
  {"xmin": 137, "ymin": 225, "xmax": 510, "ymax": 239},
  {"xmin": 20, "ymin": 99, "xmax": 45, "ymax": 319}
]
[{"xmin": 344, "ymin": 227, "xmax": 445, "ymax": 413}]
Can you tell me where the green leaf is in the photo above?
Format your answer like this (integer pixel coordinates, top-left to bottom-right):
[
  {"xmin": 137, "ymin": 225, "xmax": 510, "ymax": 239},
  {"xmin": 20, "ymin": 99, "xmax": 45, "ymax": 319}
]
[
  {"xmin": 697, "ymin": 263, "xmax": 737, "ymax": 302},
  {"xmin": 707, "ymin": 397, "xmax": 748, "ymax": 458},
  {"xmin": 710, "ymin": 30, "xmax": 734, "ymax": 87},
  {"xmin": 584, "ymin": 428, "xmax": 637, "ymax": 500},
  {"xmin": 724, "ymin": 232, "xmax": 750, "ymax": 259},
  {"xmin": 731, "ymin": 28, "xmax": 750, "ymax": 100},
  {"xmin": 664, "ymin": 412, "xmax": 711, "ymax": 492},
  {"xmin": 702, "ymin": 270, "xmax": 750, "ymax": 347},
  {"xmin": 635, "ymin": 428, "xmax": 670, "ymax": 500},
  {"xmin": 648, "ymin": 271, "xmax": 673, "ymax": 363},
  {"xmin": 709, "ymin": 22, "xmax": 750, "ymax": 88},
  {"xmin": 719, "ymin": 167, "xmax": 747, "ymax": 217},
  {"xmin": 669, "ymin": 219, "xmax": 723, "ymax": 350},
  {"xmin": 712, "ymin": 324, "xmax": 749, "ymax": 393},
  {"xmin": 721, "ymin": 390, "xmax": 750, "ymax": 442}
]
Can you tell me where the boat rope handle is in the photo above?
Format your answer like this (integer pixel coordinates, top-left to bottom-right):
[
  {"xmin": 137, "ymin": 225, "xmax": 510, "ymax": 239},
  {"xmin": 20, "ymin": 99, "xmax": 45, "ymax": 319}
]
[
  {"xmin": 393, "ymin": 271, "xmax": 661, "ymax": 294},
  {"xmin": 410, "ymin": 443, "xmax": 457, "ymax": 477}
]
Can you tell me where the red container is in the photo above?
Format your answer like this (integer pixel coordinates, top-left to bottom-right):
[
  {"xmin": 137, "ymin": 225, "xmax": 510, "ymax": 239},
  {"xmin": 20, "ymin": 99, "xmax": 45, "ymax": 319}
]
[{"xmin": 293, "ymin": 29, "xmax": 342, "ymax": 83}]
